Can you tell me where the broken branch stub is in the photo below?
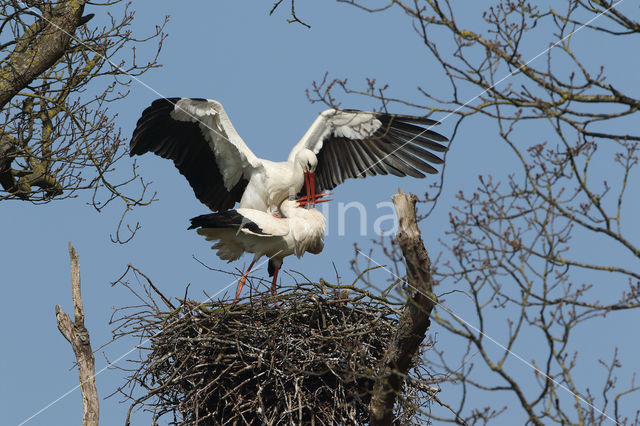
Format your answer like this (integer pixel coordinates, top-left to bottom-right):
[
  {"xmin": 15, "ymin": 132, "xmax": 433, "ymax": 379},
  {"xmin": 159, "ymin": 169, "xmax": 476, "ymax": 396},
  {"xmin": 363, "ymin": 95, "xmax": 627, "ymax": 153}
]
[
  {"xmin": 55, "ymin": 242, "xmax": 99, "ymax": 426},
  {"xmin": 369, "ymin": 188, "xmax": 437, "ymax": 426}
]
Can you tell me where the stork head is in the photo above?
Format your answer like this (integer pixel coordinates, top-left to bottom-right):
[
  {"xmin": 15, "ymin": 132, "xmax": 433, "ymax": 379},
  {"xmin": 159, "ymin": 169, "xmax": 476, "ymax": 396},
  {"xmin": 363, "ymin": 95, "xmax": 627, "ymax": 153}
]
[
  {"xmin": 294, "ymin": 149, "xmax": 318, "ymax": 209},
  {"xmin": 295, "ymin": 148, "xmax": 318, "ymax": 173}
]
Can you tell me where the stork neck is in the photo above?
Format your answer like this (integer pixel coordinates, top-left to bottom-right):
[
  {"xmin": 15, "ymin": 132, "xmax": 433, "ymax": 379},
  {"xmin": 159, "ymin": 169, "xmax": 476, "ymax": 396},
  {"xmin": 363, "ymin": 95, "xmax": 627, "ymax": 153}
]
[
  {"xmin": 292, "ymin": 157, "xmax": 304, "ymax": 173},
  {"xmin": 280, "ymin": 200, "xmax": 302, "ymax": 218}
]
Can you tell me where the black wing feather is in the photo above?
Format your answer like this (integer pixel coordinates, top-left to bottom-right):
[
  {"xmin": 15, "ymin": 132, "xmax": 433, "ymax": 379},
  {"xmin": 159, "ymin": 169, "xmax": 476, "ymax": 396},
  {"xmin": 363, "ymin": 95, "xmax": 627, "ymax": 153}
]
[
  {"xmin": 188, "ymin": 210, "xmax": 267, "ymax": 235},
  {"xmin": 130, "ymin": 98, "xmax": 247, "ymax": 211},
  {"xmin": 365, "ymin": 139, "xmax": 415, "ymax": 177},
  {"xmin": 370, "ymin": 133, "xmax": 426, "ymax": 177},
  {"xmin": 339, "ymin": 139, "xmax": 360, "ymax": 179},
  {"xmin": 314, "ymin": 111, "xmax": 448, "ymax": 192},
  {"xmin": 388, "ymin": 127, "xmax": 448, "ymax": 153},
  {"xmin": 347, "ymin": 138, "xmax": 386, "ymax": 176},
  {"xmin": 386, "ymin": 134, "xmax": 442, "ymax": 172}
]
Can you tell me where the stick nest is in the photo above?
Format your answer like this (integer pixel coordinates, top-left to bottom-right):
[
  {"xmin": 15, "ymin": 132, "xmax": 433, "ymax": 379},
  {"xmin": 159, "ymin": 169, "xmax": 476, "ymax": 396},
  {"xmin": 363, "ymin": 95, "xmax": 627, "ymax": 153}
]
[{"xmin": 113, "ymin": 280, "xmax": 434, "ymax": 425}]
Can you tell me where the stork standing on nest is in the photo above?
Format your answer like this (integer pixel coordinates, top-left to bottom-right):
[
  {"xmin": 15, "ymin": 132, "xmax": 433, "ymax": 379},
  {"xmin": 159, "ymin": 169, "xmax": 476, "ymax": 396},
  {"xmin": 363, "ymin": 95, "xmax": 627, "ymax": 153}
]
[
  {"xmin": 130, "ymin": 98, "xmax": 448, "ymax": 215},
  {"xmin": 189, "ymin": 198, "xmax": 326, "ymax": 301}
]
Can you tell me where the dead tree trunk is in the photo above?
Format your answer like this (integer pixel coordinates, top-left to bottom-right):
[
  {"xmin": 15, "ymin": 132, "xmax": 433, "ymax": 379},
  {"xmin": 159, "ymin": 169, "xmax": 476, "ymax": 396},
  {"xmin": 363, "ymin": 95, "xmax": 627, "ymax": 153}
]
[
  {"xmin": 56, "ymin": 242, "xmax": 99, "ymax": 426},
  {"xmin": 369, "ymin": 189, "xmax": 438, "ymax": 425}
]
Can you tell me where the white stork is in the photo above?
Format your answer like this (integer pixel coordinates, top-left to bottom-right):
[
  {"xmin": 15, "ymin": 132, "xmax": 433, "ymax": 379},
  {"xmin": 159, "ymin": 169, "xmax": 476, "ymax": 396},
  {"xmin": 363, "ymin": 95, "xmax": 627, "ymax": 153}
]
[
  {"xmin": 130, "ymin": 98, "xmax": 448, "ymax": 214},
  {"xmin": 188, "ymin": 199, "xmax": 326, "ymax": 301}
]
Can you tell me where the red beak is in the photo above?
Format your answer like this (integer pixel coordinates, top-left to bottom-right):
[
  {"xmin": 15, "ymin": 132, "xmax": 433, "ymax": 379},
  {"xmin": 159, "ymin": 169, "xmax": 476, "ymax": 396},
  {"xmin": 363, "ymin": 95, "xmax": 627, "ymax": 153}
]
[
  {"xmin": 314, "ymin": 196, "xmax": 333, "ymax": 204},
  {"xmin": 309, "ymin": 172, "xmax": 316, "ymax": 208},
  {"xmin": 298, "ymin": 172, "xmax": 329, "ymax": 208},
  {"xmin": 303, "ymin": 172, "xmax": 312, "ymax": 209},
  {"xmin": 297, "ymin": 192, "xmax": 333, "ymax": 206}
]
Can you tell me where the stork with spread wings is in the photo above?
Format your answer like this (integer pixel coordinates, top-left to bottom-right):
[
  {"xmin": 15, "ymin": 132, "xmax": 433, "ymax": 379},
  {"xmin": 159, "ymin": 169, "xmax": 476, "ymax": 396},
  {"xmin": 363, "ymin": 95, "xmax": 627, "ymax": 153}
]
[{"xmin": 130, "ymin": 98, "xmax": 448, "ymax": 215}]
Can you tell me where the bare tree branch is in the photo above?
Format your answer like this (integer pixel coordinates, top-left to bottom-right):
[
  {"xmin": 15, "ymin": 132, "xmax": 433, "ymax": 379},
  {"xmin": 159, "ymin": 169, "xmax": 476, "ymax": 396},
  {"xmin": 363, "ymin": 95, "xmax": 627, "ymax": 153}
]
[
  {"xmin": 0, "ymin": 1, "xmax": 85, "ymax": 108},
  {"xmin": 341, "ymin": 1, "xmax": 640, "ymax": 423},
  {"xmin": 269, "ymin": 0, "xmax": 311, "ymax": 28},
  {"xmin": 55, "ymin": 242, "xmax": 99, "ymax": 426},
  {"xmin": 0, "ymin": 1, "xmax": 165, "ymax": 241},
  {"xmin": 370, "ymin": 189, "xmax": 437, "ymax": 425}
]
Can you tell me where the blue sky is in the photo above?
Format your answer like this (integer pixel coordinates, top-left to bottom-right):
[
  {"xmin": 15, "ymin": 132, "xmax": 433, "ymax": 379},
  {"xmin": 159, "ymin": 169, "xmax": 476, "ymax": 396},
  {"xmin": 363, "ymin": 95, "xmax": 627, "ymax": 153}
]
[{"xmin": 2, "ymin": 1, "xmax": 638, "ymax": 425}]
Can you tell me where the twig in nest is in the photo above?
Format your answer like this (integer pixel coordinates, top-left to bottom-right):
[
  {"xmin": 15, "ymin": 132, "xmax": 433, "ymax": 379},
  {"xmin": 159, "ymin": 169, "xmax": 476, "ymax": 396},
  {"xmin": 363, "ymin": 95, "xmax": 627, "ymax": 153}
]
[{"xmin": 111, "ymin": 281, "xmax": 437, "ymax": 425}]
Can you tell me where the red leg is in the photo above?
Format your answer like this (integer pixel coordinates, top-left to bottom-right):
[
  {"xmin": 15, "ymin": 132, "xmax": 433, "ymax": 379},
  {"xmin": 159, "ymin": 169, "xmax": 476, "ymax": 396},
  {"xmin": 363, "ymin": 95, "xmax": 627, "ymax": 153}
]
[
  {"xmin": 270, "ymin": 264, "xmax": 280, "ymax": 296},
  {"xmin": 234, "ymin": 258, "xmax": 256, "ymax": 303}
]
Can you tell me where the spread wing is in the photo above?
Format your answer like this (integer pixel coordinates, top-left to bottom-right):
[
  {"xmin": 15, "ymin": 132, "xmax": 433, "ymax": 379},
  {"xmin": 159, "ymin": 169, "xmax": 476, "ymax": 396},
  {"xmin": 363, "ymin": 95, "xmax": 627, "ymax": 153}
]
[
  {"xmin": 130, "ymin": 98, "xmax": 261, "ymax": 211},
  {"xmin": 288, "ymin": 109, "xmax": 448, "ymax": 191}
]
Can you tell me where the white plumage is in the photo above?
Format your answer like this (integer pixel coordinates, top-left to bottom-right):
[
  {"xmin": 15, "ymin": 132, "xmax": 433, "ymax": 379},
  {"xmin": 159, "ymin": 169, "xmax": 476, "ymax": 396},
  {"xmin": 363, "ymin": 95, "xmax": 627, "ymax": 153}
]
[
  {"xmin": 131, "ymin": 97, "xmax": 448, "ymax": 300},
  {"xmin": 130, "ymin": 98, "xmax": 448, "ymax": 215},
  {"xmin": 189, "ymin": 199, "xmax": 325, "ymax": 301}
]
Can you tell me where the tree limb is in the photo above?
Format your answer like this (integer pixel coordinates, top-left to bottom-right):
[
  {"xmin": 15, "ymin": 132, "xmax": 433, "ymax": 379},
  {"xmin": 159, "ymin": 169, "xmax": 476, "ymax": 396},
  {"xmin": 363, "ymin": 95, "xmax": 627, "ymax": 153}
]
[
  {"xmin": 369, "ymin": 188, "xmax": 437, "ymax": 425},
  {"xmin": 55, "ymin": 242, "xmax": 99, "ymax": 426},
  {"xmin": 0, "ymin": 1, "xmax": 87, "ymax": 109}
]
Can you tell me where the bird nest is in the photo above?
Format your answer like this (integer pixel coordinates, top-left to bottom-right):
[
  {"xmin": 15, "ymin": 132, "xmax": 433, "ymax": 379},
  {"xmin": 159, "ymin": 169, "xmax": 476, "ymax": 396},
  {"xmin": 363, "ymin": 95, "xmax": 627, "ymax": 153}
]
[{"xmin": 112, "ymin": 279, "xmax": 435, "ymax": 425}]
